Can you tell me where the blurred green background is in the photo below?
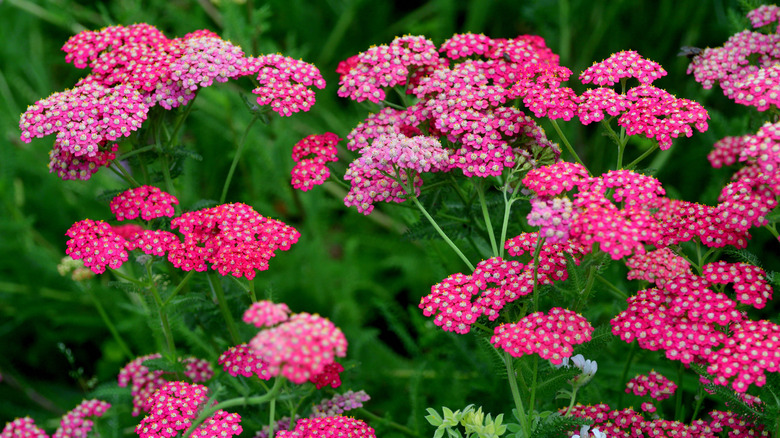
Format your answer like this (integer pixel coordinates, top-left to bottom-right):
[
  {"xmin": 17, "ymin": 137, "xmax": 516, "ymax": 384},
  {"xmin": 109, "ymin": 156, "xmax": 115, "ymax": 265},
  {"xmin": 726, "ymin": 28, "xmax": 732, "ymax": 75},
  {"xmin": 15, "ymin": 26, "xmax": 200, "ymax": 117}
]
[{"xmin": 1, "ymin": 0, "xmax": 777, "ymax": 435}]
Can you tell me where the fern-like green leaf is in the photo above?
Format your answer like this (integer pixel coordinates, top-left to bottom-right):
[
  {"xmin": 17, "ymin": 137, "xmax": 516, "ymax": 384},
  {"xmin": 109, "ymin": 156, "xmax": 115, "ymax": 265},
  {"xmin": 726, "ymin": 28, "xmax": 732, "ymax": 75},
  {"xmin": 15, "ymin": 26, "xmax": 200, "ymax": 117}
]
[{"xmin": 531, "ymin": 412, "xmax": 590, "ymax": 438}]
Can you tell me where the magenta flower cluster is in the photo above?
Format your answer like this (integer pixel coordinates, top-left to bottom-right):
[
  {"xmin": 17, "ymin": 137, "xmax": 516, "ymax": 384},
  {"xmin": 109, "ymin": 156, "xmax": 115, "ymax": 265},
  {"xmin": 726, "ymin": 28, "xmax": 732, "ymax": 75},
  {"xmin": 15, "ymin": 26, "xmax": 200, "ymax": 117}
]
[
  {"xmin": 217, "ymin": 344, "xmax": 272, "ymax": 380},
  {"xmin": 625, "ymin": 370, "xmax": 677, "ymax": 401},
  {"xmin": 275, "ymin": 416, "xmax": 376, "ymax": 438},
  {"xmin": 2, "ymin": 400, "xmax": 110, "ymax": 438},
  {"xmin": 290, "ymin": 132, "xmax": 341, "ymax": 191},
  {"xmin": 110, "ymin": 185, "xmax": 179, "ymax": 221}
]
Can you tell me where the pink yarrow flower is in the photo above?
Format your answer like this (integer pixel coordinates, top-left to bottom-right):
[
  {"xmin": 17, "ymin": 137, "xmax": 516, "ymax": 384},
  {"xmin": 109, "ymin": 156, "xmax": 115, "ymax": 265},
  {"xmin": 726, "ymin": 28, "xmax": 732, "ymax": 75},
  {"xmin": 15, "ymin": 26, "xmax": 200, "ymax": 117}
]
[
  {"xmin": 491, "ymin": 307, "xmax": 594, "ymax": 364},
  {"xmin": 527, "ymin": 196, "xmax": 574, "ymax": 243},
  {"xmin": 290, "ymin": 133, "xmax": 341, "ymax": 191},
  {"xmin": 65, "ymin": 219, "xmax": 131, "ymax": 274},
  {"xmin": 580, "ymin": 50, "xmax": 667, "ymax": 86},
  {"xmin": 625, "ymin": 370, "xmax": 677, "ymax": 401},
  {"xmin": 702, "ymin": 261, "xmax": 773, "ymax": 309},
  {"xmin": 707, "ymin": 320, "xmax": 780, "ymax": 392},
  {"xmin": 242, "ymin": 301, "xmax": 291, "ymax": 327},
  {"xmin": 248, "ymin": 312, "xmax": 348, "ymax": 384},
  {"xmin": 626, "ymin": 248, "xmax": 692, "ymax": 287},
  {"xmin": 309, "ymin": 362, "xmax": 344, "ymax": 389},
  {"xmin": 218, "ymin": 344, "xmax": 272, "ymax": 380},
  {"xmin": 275, "ymin": 416, "xmax": 376, "ymax": 438},
  {"xmin": 136, "ymin": 381, "xmax": 241, "ymax": 438},
  {"xmin": 2, "ymin": 400, "xmax": 111, "ymax": 438},
  {"xmin": 1, "ymin": 418, "xmax": 49, "ymax": 438},
  {"xmin": 110, "ymin": 186, "xmax": 179, "ymax": 221},
  {"xmin": 248, "ymin": 54, "xmax": 326, "ymax": 116},
  {"xmin": 311, "ymin": 390, "xmax": 371, "ymax": 418}
]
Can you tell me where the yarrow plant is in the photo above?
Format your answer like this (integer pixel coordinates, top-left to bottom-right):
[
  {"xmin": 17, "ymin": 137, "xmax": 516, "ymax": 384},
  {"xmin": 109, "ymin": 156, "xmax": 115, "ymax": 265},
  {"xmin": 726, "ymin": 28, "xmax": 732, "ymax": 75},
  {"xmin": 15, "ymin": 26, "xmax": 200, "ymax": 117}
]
[{"xmin": 7, "ymin": 5, "xmax": 780, "ymax": 438}]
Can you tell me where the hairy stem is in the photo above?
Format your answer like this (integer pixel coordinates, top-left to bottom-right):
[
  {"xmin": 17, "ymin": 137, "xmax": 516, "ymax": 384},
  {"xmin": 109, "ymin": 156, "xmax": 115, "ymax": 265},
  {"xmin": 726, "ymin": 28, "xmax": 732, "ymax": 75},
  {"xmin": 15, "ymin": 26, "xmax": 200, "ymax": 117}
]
[{"xmin": 410, "ymin": 195, "xmax": 475, "ymax": 271}]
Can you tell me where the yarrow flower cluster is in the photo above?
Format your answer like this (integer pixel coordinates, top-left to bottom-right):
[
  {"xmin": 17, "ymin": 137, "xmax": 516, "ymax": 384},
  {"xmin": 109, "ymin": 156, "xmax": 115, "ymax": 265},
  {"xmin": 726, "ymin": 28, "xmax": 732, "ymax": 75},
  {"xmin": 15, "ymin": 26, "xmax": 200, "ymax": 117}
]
[
  {"xmin": 625, "ymin": 370, "xmax": 677, "ymax": 401},
  {"xmin": 625, "ymin": 248, "xmax": 692, "ymax": 287},
  {"xmin": 110, "ymin": 186, "xmax": 179, "ymax": 221},
  {"xmin": 248, "ymin": 54, "xmax": 327, "ymax": 116},
  {"xmin": 344, "ymin": 134, "xmax": 451, "ymax": 214},
  {"xmin": 527, "ymin": 196, "xmax": 574, "ymax": 243},
  {"xmin": 117, "ymin": 353, "xmax": 214, "ymax": 416},
  {"xmin": 580, "ymin": 50, "xmax": 667, "ymax": 86},
  {"xmin": 687, "ymin": 6, "xmax": 780, "ymax": 112},
  {"xmin": 242, "ymin": 300, "xmax": 292, "ymax": 327},
  {"xmin": 248, "ymin": 311, "xmax": 348, "ymax": 384},
  {"xmin": 491, "ymin": 307, "xmax": 594, "ymax": 365},
  {"xmin": 290, "ymin": 133, "xmax": 341, "ymax": 191},
  {"xmin": 65, "ymin": 219, "xmax": 130, "ymax": 274},
  {"xmin": 136, "ymin": 381, "xmax": 241, "ymax": 438},
  {"xmin": 310, "ymin": 390, "xmax": 371, "ymax": 417},
  {"xmin": 275, "ymin": 416, "xmax": 376, "ymax": 438},
  {"xmin": 1, "ymin": 400, "xmax": 110, "ymax": 438},
  {"xmin": 309, "ymin": 362, "xmax": 344, "ymax": 389},
  {"xmin": 217, "ymin": 344, "xmax": 272, "ymax": 380}
]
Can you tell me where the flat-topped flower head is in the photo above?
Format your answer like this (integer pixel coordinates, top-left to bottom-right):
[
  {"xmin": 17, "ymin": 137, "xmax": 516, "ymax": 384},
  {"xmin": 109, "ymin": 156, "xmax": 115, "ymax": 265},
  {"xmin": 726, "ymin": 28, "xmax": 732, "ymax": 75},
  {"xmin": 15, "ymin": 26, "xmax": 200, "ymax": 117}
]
[
  {"xmin": 311, "ymin": 390, "xmax": 371, "ymax": 418},
  {"xmin": 523, "ymin": 161, "xmax": 589, "ymax": 197},
  {"xmin": 118, "ymin": 354, "xmax": 214, "ymax": 416},
  {"xmin": 168, "ymin": 203, "xmax": 300, "ymax": 279},
  {"xmin": 716, "ymin": 177, "xmax": 777, "ymax": 231},
  {"xmin": 707, "ymin": 320, "xmax": 780, "ymax": 392},
  {"xmin": 747, "ymin": 4, "xmax": 780, "ymax": 31},
  {"xmin": 248, "ymin": 54, "xmax": 326, "ymax": 116},
  {"xmin": 491, "ymin": 308, "xmax": 594, "ymax": 364},
  {"xmin": 708, "ymin": 135, "xmax": 748, "ymax": 168},
  {"xmin": 290, "ymin": 133, "xmax": 341, "ymax": 191},
  {"xmin": 62, "ymin": 23, "xmax": 169, "ymax": 71},
  {"xmin": 65, "ymin": 219, "xmax": 130, "ymax": 274},
  {"xmin": 110, "ymin": 186, "xmax": 179, "ymax": 221},
  {"xmin": 53, "ymin": 399, "xmax": 111, "ymax": 438},
  {"xmin": 337, "ymin": 35, "xmax": 440, "ymax": 103},
  {"xmin": 581, "ymin": 50, "xmax": 667, "ymax": 86},
  {"xmin": 248, "ymin": 312, "xmax": 348, "ymax": 384},
  {"xmin": 275, "ymin": 416, "xmax": 375, "ymax": 438},
  {"xmin": 439, "ymin": 33, "xmax": 493, "ymax": 59},
  {"xmin": 741, "ymin": 121, "xmax": 780, "ymax": 193},
  {"xmin": 626, "ymin": 248, "xmax": 692, "ymax": 287},
  {"xmin": 1, "ymin": 418, "xmax": 48, "ymax": 438},
  {"xmin": 577, "ymin": 87, "xmax": 629, "ymax": 124},
  {"xmin": 242, "ymin": 301, "xmax": 291, "ymax": 327},
  {"xmin": 19, "ymin": 82, "xmax": 148, "ymax": 180},
  {"xmin": 218, "ymin": 344, "xmax": 272, "ymax": 380},
  {"xmin": 625, "ymin": 370, "xmax": 677, "ymax": 401},
  {"xmin": 702, "ymin": 261, "xmax": 773, "ymax": 309},
  {"xmin": 309, "ymin": 362, "xmax": 344, "ymax": 389},
  {"xmin": 527, "ymin": 196, "xmax": 574, "ymax": 243},
  {"xmin": 136, "ymin": 381, "xmax": 242, "ymax": 438}
]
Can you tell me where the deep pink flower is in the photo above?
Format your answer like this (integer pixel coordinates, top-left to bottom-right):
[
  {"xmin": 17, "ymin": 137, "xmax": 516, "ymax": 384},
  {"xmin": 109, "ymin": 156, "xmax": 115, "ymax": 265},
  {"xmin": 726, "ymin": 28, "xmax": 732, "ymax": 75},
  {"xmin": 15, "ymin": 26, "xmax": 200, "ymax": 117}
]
[
  {"xmin": 168, "ymin": 203, "xmax": 300, "ymax": 279},
  {"xmin": 218, "ymin": 344, "xmax": 272, "ymax": 380},
  {"xmin": 136, "ymin": 381, "xmax": 241, "ymax": 438},
  {"xmin": 652, "ymin": 198, "xmax": 750, "ymax": 249},
  {"xmin": 242, "ymin": 301, "xmax": 291, "ymax": 327},
  {"xmin": 527, "ymin": 196, "xmax": 574, "ymax": 243},
  {"xmin": 275, "ymin": 416, "xmax": 375, "ymax": 438},
  {"xmin": 53, "ymin": 400, "xmax": 111, "ymax": 438},
  {"xmin": 291, "ymin": 159, "xmax": 331, "ymax": 192},
  {"xmin": 291, "ymin": 133, "xmax": 340, "ymax": 163},
  {"xmin": 580, "ymin": 50, "xmax": 667, "ymax": 86},
  {"xmin": 118, "ymin": 354, "xmax": 214, "ymax": 416},
  {"xmin": 504, "ymin": 232, "xmax": 589, "ymax": 285},
  {"xmin": 625, "ymin": 248, "xmax": 692, "ymax": 287},
  {"xmin": 65, "ymin": 219, "xmax": 130, "ymax": 274},
  {"xmin": 133, "ymin": 230, "xmax": 178, "ymax": 257},
  {"xmin": 747, "ymin": 4, "xmax": 780, "ymax": 31},
  {"xmin": 702, "ymin": 261, "xmax": 773, "ymax": 309},
  {"xmin": 491, "ymin": 308, "xmax": 594, "ymax": 364},
  {"xmin": 708, "ymin": 135, "xmax": 748, "ymax": 168},
  {"xmin": 576, "ymin": 87, "xmax": 630, "ymax": 124},
  {"xmin": 309, "ymin": 362, "xmax": 344, "ymax": 389},
  {"xmin": 522, "ymin": 161, "xmax": 589, "ymax": 197},
  {"xmin": 1, "ymin": 418, "xmax": 48, "ymax": 438},
  {"xmin": 625, "ymin": 370, "xmax": 677, "ymax": 401},
  {"xmin": 110, "ymin": 186, "xmax": 179, "ymax": 221},
  {"xmin": 248, "ymin": 313, "xmax": 348, "ymax": 384},
  {"xmin": 707, "ymin": 320, "xmax": 780, "ymax": 393}
]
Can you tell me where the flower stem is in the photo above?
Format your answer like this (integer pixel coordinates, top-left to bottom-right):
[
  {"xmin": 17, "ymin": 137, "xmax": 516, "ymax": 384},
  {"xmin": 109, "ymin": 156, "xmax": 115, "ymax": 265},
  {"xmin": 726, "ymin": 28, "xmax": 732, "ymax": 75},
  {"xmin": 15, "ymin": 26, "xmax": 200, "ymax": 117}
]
[
  {"xmin": 109, "ymin": 162, "xmax": 142, "ymax": 187},
  {"xmin": 208, "ymin": 272, "xmax": 242, "ymax": 345},
  {"xmin": 185, "ymin": 376, "xmax": 283, "ymax": 437},
  {"xmin": 476, "ymin": 181, "xmax": 499, "ymax": 257},
  {"xmin": 531, "ymin": 236, "xmax": 545, "ymax": 312},
  {"xmin": 268, "ymin": 395, "xmax": 277, "ymax": 438},
  {"xmin": 504, "ymin": 351, "xmax": 530, "ymax": 437},
  {"xmin": 549, "ymin": 119, "xmax": 588, "ymax": 173},
  {"xmin": 162, "ymin": 270, "xmax": 195, "ymax": 307},
  {"xmin": 84, "ymin": 286, "xmax": 134, "ymax": 360},
  {"xmin": 499, "ymin": 191, "xmax": 519, "ymax": 259},
  {"xmin": 410, "ymin": 195, "xmax": 474, "ymax": 271},
  {"xmin": 625, "ymin": 144, "xmax": 659, "ymax": 170},
  {"xmin": 564, "ymin": 386, "xmax": 580, "ymax": 416},
  {"xmin": 617, "ymin": 342, "xmax": 637, "ymax": 408},
  {"xmin": 220, "ymin": 115, "xmax": 259, "ymax": 204},
  {"xmin": 674, "ymin": 362, "xmax": 685, "ymax": 421},
  {"xmin": 147, "ymin": 263, "xmax": 176, "ymax": 358}
]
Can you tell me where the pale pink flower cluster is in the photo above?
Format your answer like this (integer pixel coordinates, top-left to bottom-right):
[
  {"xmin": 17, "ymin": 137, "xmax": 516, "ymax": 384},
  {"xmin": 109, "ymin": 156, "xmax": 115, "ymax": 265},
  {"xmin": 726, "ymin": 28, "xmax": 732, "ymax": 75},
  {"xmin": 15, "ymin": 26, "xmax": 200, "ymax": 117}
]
[
  {"xmin": 310, "ymin": 390, "xmax": 371, "ymax": 418},
  {"xmin": 117, "ymin": 353, "xmax": 214, "ymax": 416},
  {"xmin": 527, "ymin": 196, "xmax": 573, "ymax": 243},
  {"xmin": 248, "ymin": 54, "xmax": 326, "ymax": 116},
  {"xmin": 19, "ymin": 82, "xmax": 147, "ymax": 180},
  {"xmin": 110, "ymin": 186, "xmax": 179, "ymax": 221},
  {"xmin": 243, "ymin": 300, "xmax": 292, "ymax": 327},
  {"xmin": 136, "ymin": 381, "xmax": 242, "ymax": 438},
  {"xmin": 688, "ymin": 6, "xmax": 780, "ymax": 112},
  {"xmin": 344, "ymin": 134, "xmax": 450, "ymax": 214},
  {"xmin": 248, "ymin": 310, "xmax": 347, "ymax": 384},
  {"xmin": 491, "ymin": 307, "xmax": 594, "ymax": 365},
  {"xmin": 290, "ymin": 133, "xmax": 340, "ymax": 191}
]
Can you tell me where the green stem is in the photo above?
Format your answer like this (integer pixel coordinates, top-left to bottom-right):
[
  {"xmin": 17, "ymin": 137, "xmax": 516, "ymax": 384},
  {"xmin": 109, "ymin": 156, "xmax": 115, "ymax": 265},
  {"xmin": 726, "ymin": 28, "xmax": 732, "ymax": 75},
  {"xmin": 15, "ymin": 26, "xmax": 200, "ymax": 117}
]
[
  {"xmin": 528, "ymin": 355, "xmax": 539, "ymax": 419},
  {"xmin": 625, "ymin": 144, "xmax": 659, "ymax": 170},
  {"xmin": 549, "ymin": 119, "xmax": 588, "ymax": 173},
  {"xmin": 410, "ymin": 196, "xmax": 474, "ymax": 271},
  {"xmin": 109, "ymin": 162, "xmax": 142, "ymax": 187},
  {"xmin": 162, "ymin": 270, "xmax": 196, "ymax": 307},
  {"xmin": 186, "ymin": 377, "xmax": 283, "ymax": 437},
  {"xmin": 84, "ymin": 286, "xmax": 134, "ymax": 360},
  {"xmin": 159, "ymin": 153, "xmax": 178, "ymax": 212},
  {"xmin": 575, "ymin": 266, "xmax": 597, "ymax": 313},
  {"xmin": 617, "ymin": 342, "xmax": 637, "ymax": 408},
  {"xmin": 690, "ymin": 386, "xmax": 705, "ymax": 421},
  {"xmin": 504, "ymin": 351, "xmax": 530, "ymax": 437},
  {"xmin": 674, "ymin": 362, "xmax": 684, "ymax": 421},
  {"xmin": 248, "ymin": 279, "xmax": 257, "ymax": 302},
  {"xmin": 499, "ymin": 191, "xmax": 519, "ymax": 259},
  {"xmin": 208, "ymin": 272, "xmax": 242, "ymax": 345},
  {"xmin": 110, "ymin": 269, "xmax": 145, "ymax": 286},
  {"xmin": 357, "ymin": 408, "xmax": 418, "ymax": 436},
  {"xmin": 564, "ymin": 386, "xmax": 580, "ymax": 416},
  {"xmin": 477, "ymin": 182, "xmax": 499, "ymax": 257},
  {"xmin": 170, "ymin": 97, "xmax": 198, "ymax": 143},
  {"xmin": 220, "ymin": 115, "xmax": 259, "ymax": 204},
  {"xmin": 595, "ymin": 274, "xmax": 628, "ymax": 300},
  {"xmin": 764, "ymin": 223, "xmax": 779, "ymax": 240},
  {"xmin": 531, "ymin": 236, "xmax": 545, "ymax": 312},
  {"xmin": 268, "ymin": 396, "xmax": 277, "ymax": 438},
  {"xmin": 147, "ymin": 264, "xmax": 177, "ymax": 358},
  {"xmin": 116, "ymin": 144, "xmax": 157, "ymax": 161}
]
